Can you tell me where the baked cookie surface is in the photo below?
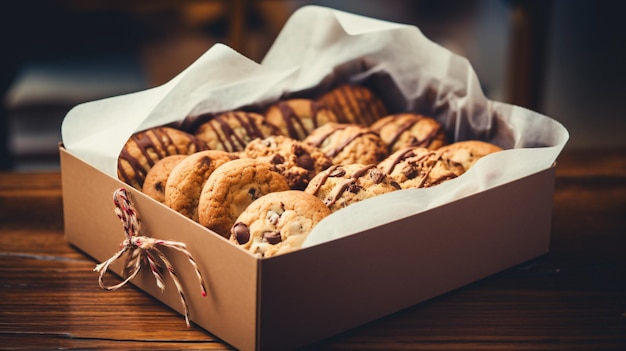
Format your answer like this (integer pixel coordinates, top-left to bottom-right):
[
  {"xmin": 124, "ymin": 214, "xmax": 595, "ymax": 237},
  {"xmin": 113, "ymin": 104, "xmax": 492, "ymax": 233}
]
[
  {"xmin": 241, "ymin": 135, "xmax": 333, "ymax": 190},
  {"xmin": 438, "ymin": 140, "xmax": 503, "ymax": 176},
  {"xmin": 370, "ymin": 113, "xmax": 447, "ymax": 153},
  {"xmin": 194, "ymin": 111, "xmax": 281, "ymax": 152},
  {"xmin": 230, "ymin": 190, "xmax": 331, "ymax": 258},
  {"xmin": 117, "ymin": 127, "xmax": 208, "ymax": 189},
  {"xmin": 304, "ymin": 122, "xmax": 388, "ymax": 166},
  {"xmin": 378, "ymin": 146, "xmax": 457, "ymax": 189},
  {"xmin": 318, "ymin": 84, "xmax": 388, "ymax": 126},
  {"xmin": 142, "ymin": 155, "xmax": 188, "ymax": 203},
  {"xmin": 198, "ymin": 158, "xmax": 290, "ymax": 237},
  {"xmin": 264, "ymin": 99, "xmax": 338, "ymax": 140},
  {"xmin": 164, "ymin": 150, "xmax": 239, "ymax": 221},
  {"xmin": 305, "ymin": 163, "xmax": 400, "ymax": 212}
]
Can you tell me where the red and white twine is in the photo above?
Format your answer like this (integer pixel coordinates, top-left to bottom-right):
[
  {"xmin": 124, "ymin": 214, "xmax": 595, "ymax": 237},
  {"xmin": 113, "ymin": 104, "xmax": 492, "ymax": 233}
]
[{"xmin": 94, "ymin": 188, "xmax": 207, "ymax": 328}]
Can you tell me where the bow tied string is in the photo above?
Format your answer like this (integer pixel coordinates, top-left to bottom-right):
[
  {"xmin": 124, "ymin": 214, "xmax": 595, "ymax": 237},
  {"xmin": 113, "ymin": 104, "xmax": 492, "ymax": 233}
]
[{"xmin": 94, "ymin": 188, "xmax": 207, "ymax": 328}]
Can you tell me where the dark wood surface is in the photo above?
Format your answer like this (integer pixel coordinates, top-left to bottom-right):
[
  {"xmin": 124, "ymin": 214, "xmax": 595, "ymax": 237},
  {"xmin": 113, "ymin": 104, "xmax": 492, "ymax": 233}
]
[{"xmin": 1, "ymin": 148, "xmax": 625, "ymax": 350}]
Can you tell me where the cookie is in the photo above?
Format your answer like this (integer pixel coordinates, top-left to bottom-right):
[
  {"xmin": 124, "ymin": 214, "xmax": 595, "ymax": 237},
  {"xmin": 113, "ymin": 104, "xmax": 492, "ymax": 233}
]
[
  {"xmin": 230, "ymin": 190, "xmax": 331, "ymax": 258},
  {"xmin": 198, "ymin": 158, "xmax": 291, "ymax": 237},
  {"xmin": 264, "ymin": 99, "xmax": 338, "ymax": 140},
  {"xmin": 117, "ymin": 127, "xmax": 209, "ymax": 189},
  {"xmin": 241, "ymin": 135, "xmax": 333, "ymax": 190},
  {"xmin": 437, "ymin": 140, "xmax": 503, "ymax": 176},
  {"xmin": 370, "ymin": 113, "xmax": 447, "ymax": 153},
  {"xmin": 305, "ymin": 163, "xmax": 400, "ymax": 212},
  {"xmin": 304, "ymin": 122, "xmax": 388, "ymax": 166},
  {"xmin": 378, "ymin": 146, "xmax": 457, "ymax": 189},
  {"xmin": 194, "ymin": 111, "xmax": 281, "ymax": 152},
  {"xmin": 317, "ymin": 84, "xmax": 388, "ymax": 126},
  {"xmin": 142, "ymin": 155, "xmax": 188, "ymax": 203},
  {"xmin": 164, "ymin": 150, "xmax": 239, "ymax": 221}
]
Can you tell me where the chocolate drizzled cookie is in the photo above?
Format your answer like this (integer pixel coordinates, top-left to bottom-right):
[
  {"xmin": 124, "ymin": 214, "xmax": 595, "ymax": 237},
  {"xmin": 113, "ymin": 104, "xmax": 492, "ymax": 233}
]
[
  {"xmin": 378, "ymin": 146, "xmax": 457, "ymax": 189},
  {"xmin": 305, "ymin": 163, "xmax": 400, "ymax": 212},
  {"xmin": 264, "ymin": 99, "xmax": 338, "ymax": 141},
  {"xmin": 437, "ymin": 140, "xmax": 503, "ymax": 176},
  {"xmin": 318, "ymin": 84, "xmax": 388, "ymax": 126},
  {"xmin": 370, "ymin": 113, "xmax": 447, "ymax": 153},
  {"xmin": 117, "ymin": 127, "xmax": 209, "ymax": 189},
  {"xmin": 194, "ymin": 111, "xmax": 281, "ymax": 152},
  {"xmin": 304, "ymin": 122, "xmax": 388, "ymax": 166}
]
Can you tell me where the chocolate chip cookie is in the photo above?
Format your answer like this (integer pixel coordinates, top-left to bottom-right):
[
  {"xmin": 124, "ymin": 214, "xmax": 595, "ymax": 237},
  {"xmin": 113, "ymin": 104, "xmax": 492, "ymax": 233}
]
[
  {"xmin": 305, "ymin": 163, "xmax": 400, "ymax": 212},
  {"xmin": 198, "ymin": 158, "xmax": 290, "ymax": 237},
  {"xmin": 164, "ymin": 150, "xmax": 239, "ymax": 221},
  {"xmin": 230, "ymin": 190, "xmax": 331, "ymax": 258},
  {"xmin": 142, "ymin": 155, "xmax": 188, "ymax": 203},
  {"xmin": 241, "ymin": 135, "xmax": 333, "ymax": 190}
]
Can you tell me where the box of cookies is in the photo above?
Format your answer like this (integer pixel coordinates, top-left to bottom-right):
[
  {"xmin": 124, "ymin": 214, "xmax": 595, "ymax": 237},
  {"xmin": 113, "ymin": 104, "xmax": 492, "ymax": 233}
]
[{"xmin": 60, "ymin": 6, "xmax": 569, "ymax": 351}]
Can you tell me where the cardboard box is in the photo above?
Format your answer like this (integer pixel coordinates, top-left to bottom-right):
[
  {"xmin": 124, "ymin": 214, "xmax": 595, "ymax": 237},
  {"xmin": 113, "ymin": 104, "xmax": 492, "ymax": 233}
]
[
  {"xmin": 60, "ymin": 6, "xmax": 569, "ymax": 350},
  {"xmin": 61, "ymin": 146, "xmax": 556, "ymax": 350}
]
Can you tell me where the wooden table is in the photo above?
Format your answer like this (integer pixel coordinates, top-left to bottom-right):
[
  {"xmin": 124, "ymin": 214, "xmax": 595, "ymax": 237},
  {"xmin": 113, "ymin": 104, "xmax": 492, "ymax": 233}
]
[{"xmin": 1, "ymin": 148, "xmax": 625, "ymax": 350}]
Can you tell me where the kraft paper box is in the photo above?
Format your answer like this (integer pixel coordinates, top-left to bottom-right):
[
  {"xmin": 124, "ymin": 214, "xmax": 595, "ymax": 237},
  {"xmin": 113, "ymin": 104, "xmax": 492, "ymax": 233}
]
[{"xmin": 60, "ymin": 6, "xmax": 569, "ymax": 351}]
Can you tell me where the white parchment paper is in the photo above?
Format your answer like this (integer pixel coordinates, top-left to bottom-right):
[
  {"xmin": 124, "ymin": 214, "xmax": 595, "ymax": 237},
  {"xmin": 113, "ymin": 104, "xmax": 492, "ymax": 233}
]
[{"xmin": 61, "ymin": 6, "xmax": 569, "ymax": 248}]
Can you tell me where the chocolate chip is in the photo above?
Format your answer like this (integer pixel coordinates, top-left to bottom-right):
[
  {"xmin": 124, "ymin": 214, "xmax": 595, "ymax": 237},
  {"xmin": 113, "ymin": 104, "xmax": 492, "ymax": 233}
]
[
  {"xmin": 369, "ymin": 168, "xmax": 386, "ymax": 184},
  {"xmin": 329, "ymin": 167, "xmax": 346, "ymax": 177},
  {"xmin": 248, "ymin": 187, "xmax": 258, "ymax": 200},
  {"xmin": 233, "ymin": 223, "xmax": 250, "ymax": 244},
  {"xmin": 263, "ymin": 231, "xmax": 282, "ymax": 245},
  {"xmin": 347, "ymin": 183, "xmax": 361, "ymax": 194},
  {"xmin": 200, "ymin": 156, "xmax": 212, "ymax": 167},
  {"xmin": 403, "ymin": 166, "xmax": 418, "ymax": 179},
  {"xmin": 262, "ymin": 138, "xmax": 274, "ymax": 147},
  {"xmin": 297, "ymin": 153, "xmax": 314, "ymax": 170},
  {"xmin": 271, "ymin": 154, "xmax": 285, "ymax": 164}
]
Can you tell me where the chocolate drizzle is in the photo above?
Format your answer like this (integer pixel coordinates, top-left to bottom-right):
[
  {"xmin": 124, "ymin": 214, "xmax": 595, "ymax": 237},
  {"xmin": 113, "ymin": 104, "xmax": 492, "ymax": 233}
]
[
  {"xmin": 414, "ymin": 152, "xmax": 441, "ymax": 188},
  {"xmin": 387, "ymin": 116, "xmax": 424, "ymax": 149},
  {"xmin": 324, "ymin": 164, "xmax": 376, "ymax": 207},
  {"xmin": 336, "ymin": 85, "xmax": 359, "ymax": 123},
  {"xmin": 307, "ymin": 165, "xmax": 340, "ymax": 196},
  {"xmin": 329, "ymin": 130, "xmax": 379, "ymax": 157},
  {"xmin": 384, "ymin": 147, "xmax": 431, "ymax": 175},
  {"xmin": 277, "ymin": 101, "xmax": 307, "ymax": 140},
  {"xmin": 385, "ymin": 148, "xmax": 456, "ymax": 188},
  {"xmin": 309, "ymin": 124, "xmax": 380, "ymax": 158},
  {"xmin": 375, "ymin": 114, "xmax": 444, "ymax": 152},
  {"xmin": 308, "ymin": 125, "xmax": 349, "ymax": 148}
]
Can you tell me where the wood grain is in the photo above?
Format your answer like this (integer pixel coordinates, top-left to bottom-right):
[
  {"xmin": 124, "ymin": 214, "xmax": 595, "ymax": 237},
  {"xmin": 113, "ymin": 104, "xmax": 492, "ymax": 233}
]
[{"xmin": 1, "ymin": 148, "xmax": 625, "ymax": 350}]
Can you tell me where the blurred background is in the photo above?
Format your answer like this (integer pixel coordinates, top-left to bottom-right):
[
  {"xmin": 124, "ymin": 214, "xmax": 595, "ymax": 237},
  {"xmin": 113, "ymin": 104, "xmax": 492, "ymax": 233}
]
[{"xmin": 1, "ymin": 0, "xmax": 625, "ymax": 171}]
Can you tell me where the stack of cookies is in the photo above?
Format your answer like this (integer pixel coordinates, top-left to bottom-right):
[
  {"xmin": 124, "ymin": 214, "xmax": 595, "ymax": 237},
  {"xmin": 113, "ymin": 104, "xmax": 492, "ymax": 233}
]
[{"xmin": 117, "ymin": 84, "xmax": 502, "ymax": 257}]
